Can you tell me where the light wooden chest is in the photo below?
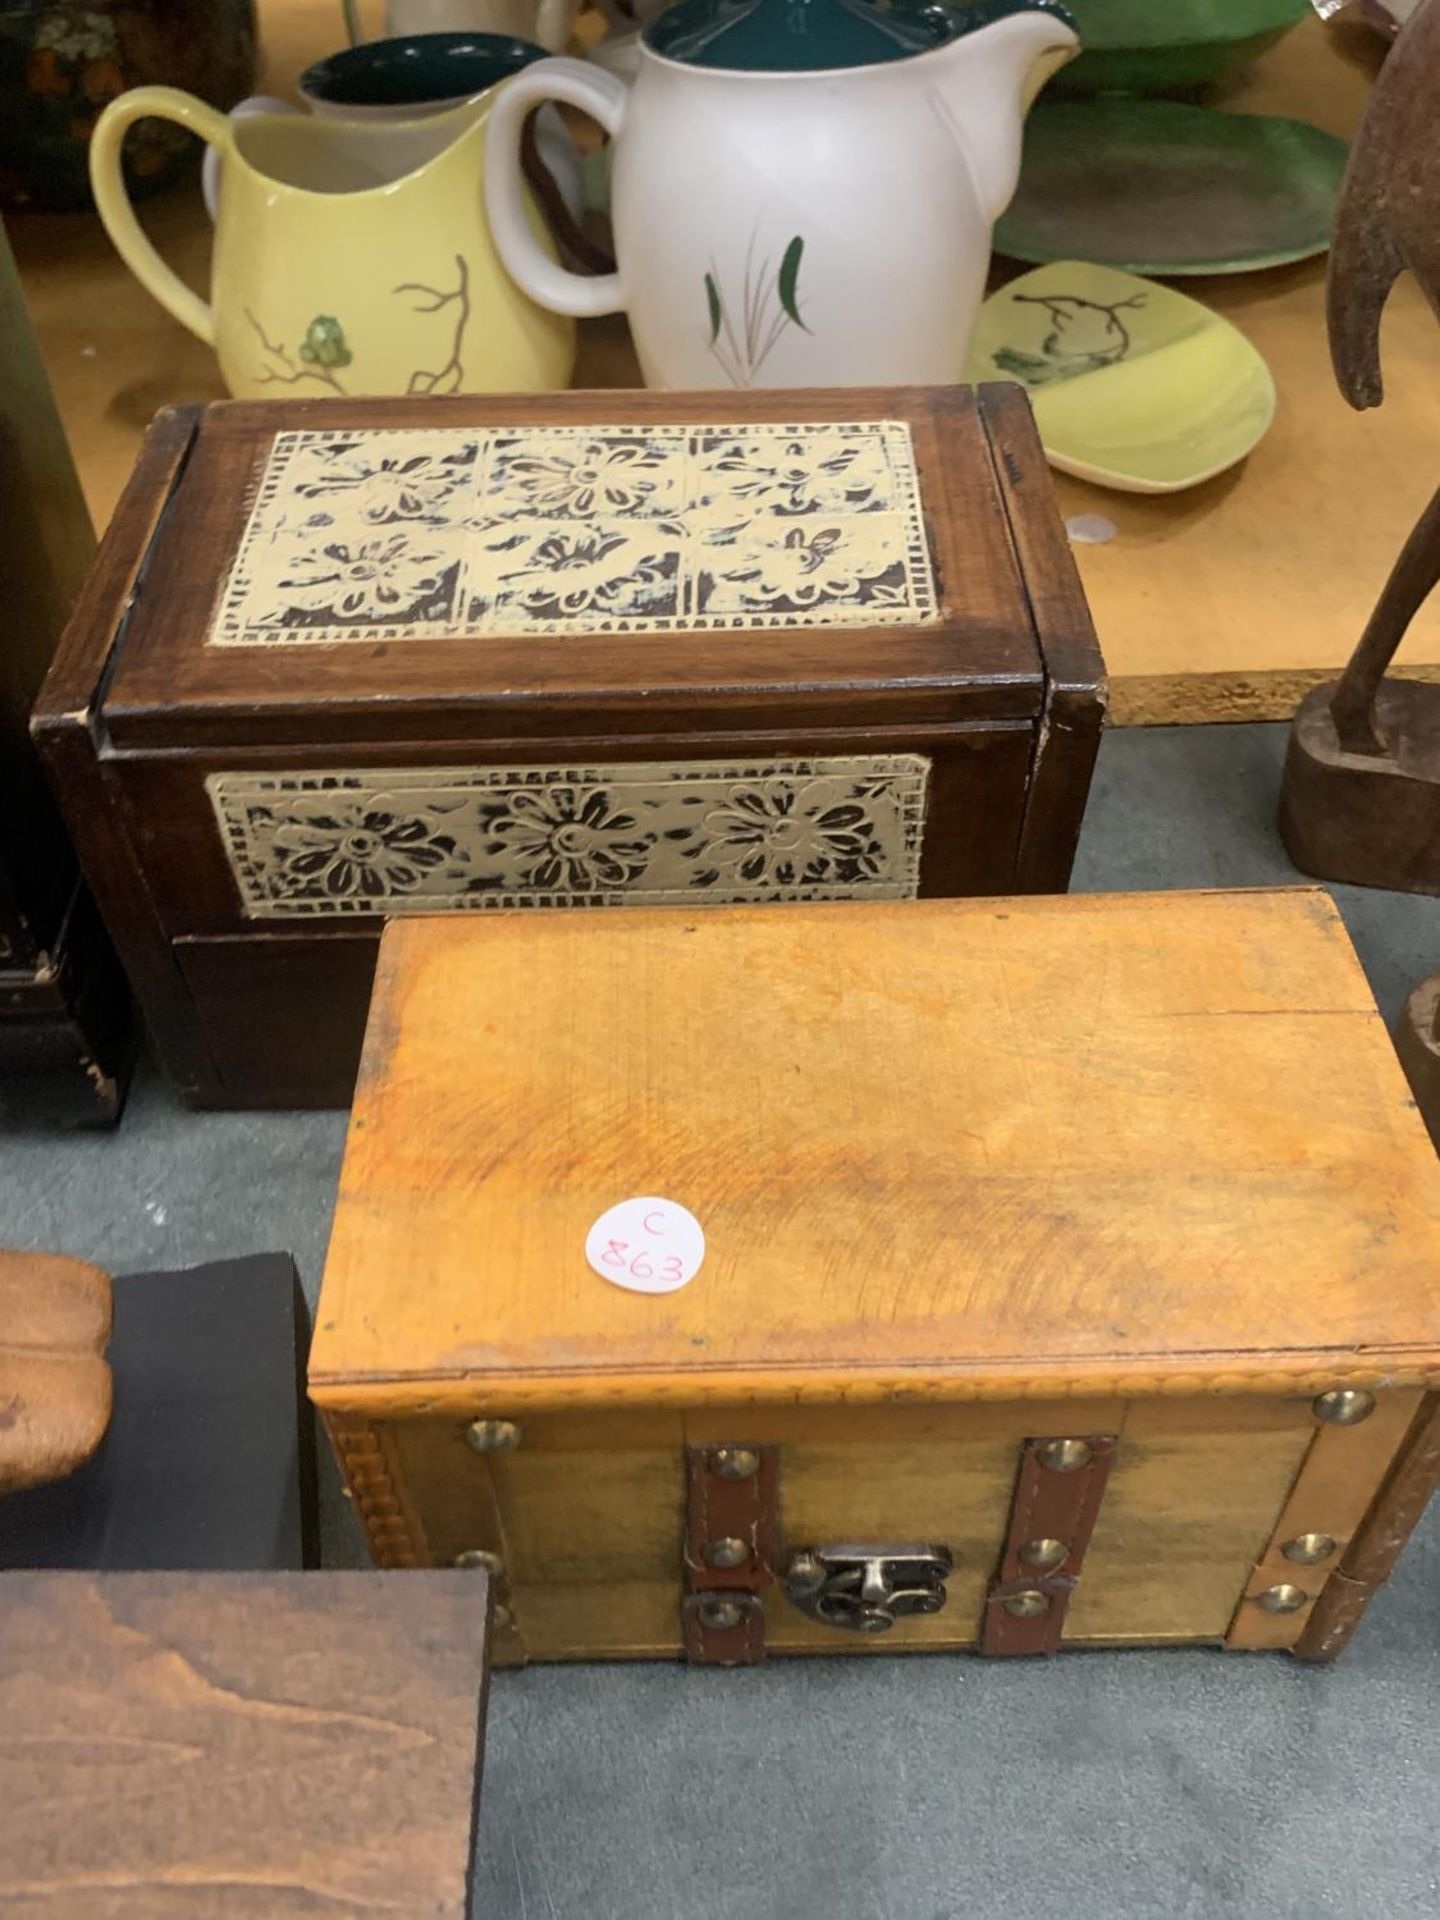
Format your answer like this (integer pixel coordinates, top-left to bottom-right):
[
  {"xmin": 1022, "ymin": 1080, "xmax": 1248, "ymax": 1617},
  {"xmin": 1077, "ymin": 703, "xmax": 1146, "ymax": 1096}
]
[{"xmin": 310, "ymin": 888, "xmax": 1440, "ymax": 1664}]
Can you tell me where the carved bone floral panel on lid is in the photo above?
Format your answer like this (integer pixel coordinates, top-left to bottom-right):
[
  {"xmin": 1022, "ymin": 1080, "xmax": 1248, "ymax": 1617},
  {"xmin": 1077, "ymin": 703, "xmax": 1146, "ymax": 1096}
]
[{"xmin": 208, "ymin": 421, "xmax": 940, "ymax": 646}]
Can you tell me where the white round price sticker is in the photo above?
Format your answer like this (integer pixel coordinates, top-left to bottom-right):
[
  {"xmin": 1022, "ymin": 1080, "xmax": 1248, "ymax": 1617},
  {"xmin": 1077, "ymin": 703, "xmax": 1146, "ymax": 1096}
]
[{"xmin": 585, "ymin": 1196, "xmax": 706, "ymax": 1295}]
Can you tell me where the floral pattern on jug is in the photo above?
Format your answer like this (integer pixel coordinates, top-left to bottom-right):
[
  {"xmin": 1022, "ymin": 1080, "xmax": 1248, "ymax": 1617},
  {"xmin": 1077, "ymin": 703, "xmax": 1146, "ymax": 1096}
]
[
  {"xmin": 209, "ymin": 422, "xmax": 939, "ymax": 644},
  {"xmin": 206, "ymin": 757, "xmax": 931, "ymax": 914}
]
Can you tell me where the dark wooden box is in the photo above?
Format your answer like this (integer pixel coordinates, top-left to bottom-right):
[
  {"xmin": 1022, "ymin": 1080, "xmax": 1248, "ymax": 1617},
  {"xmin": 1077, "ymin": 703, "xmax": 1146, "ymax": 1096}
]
[{"xmin": 32, "ymin": 386, "xmax": 1105, "ymax": 1109}]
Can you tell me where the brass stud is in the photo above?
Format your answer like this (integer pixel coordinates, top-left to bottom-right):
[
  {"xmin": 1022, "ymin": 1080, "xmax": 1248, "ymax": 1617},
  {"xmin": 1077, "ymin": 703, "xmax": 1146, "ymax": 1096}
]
[
  {"xmin": 704, "ymin": 1536, "xmax": 750, "ymax": 1570},
  {"xmin": 1281, "ymin": 1532, "xmax": 1338, "ymax": 1566},
  {"xmin": 466, "ymin": 1418, "xmax": 521, "ymax": 1454},
  {"xmin": 785, "ymin": 1552, "xmax": 828, "ymax": 1596},
  {"xmin": 698, "ymin": 1596, "xmax": 745, "ymax": 1631},
  {"xmin": 454, "ymin": 1549, "xmax": 503, "ymax": 1574},
  {"xmin": 1313, "ymin": 1389, "xmax": 1376, "ymax": 1427},
  {"xmin": 1019, "ymin": 1537, "xmax": 1069, "ymax": 1571},
  {"xmin": 492, "ymin": 1603, "xmax": 515, "ymax": 1633},
  {"xmin": 710, "ymin": 1446, "xmax": 760, "ymax": 1480},
  {"xmin": 1252, "ymin": 1583, "xmax": 1310, "ymax": 1615},
  {"xmin": 1001, "ymin": 1588, "xmax": 1050, "ymax": 1619},
  {"xmin": 1036, "ymin": 1438, "xmax": 1093, "ymax": 1474}
]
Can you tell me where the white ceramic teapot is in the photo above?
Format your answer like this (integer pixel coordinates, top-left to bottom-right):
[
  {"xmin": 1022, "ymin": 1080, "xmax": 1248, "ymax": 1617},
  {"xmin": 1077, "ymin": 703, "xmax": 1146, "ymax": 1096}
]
[{"xmin": 484, "ymin": 0, "xmax": 1078, "ymax": 388}]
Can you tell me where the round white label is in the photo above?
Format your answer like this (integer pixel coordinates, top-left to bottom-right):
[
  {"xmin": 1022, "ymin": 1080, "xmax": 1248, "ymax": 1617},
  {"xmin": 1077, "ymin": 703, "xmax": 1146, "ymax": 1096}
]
[{"xmin": 585, "ymin": 1196, "xmax": 706, "ymax": 1295}]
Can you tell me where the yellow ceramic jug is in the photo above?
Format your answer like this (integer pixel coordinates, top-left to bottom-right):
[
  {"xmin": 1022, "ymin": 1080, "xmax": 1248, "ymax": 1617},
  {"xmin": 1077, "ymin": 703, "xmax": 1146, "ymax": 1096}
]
[{"xmin": 90, "ymin": 86, "xmax": 574, "ymax": 398}]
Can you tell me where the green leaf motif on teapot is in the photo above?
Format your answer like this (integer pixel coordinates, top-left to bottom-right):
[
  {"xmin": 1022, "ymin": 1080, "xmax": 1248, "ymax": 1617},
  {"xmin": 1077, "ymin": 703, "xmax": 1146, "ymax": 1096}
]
[
  {"xmin": 298, "ymin": 315, "xmax": 354, "ymax": 371},
  {"xmin": 704, "ymin": 232, "xmax": 811, "ymax": 389}
]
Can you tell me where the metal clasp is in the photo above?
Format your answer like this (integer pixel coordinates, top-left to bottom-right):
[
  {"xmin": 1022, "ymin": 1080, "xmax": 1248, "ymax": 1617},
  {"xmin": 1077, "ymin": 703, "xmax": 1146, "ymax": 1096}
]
[{"xmin": 783, "ymin": 1542, "xmax": 954, "ymax": 1634}]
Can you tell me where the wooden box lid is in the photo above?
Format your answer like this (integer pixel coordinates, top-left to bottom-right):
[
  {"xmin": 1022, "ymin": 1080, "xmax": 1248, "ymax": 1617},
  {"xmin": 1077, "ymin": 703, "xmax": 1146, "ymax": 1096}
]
[
  {"xmin": 81, "ymin": 385, "xmax": 1083, "ymax": 751},
  {"xmin": 312, "ymin": 888, "xmax": 1440, "ymax": 1410}
]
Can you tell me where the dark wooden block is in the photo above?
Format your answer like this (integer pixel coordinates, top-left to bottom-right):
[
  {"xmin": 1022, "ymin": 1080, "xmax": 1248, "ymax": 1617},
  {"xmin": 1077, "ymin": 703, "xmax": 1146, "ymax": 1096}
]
[
  {"xmin": 0, "ymin": 1253, "xmax": 317, "ymax": 1571},
  {"xmin": 0, "ymin": 218, "xmax": 130, "ymax": 1125},
  {"xmin": 0, "ymin": 1569, "xmax": 491, "ymax": 1919},
  {"xmin": 1281, "ymin": 679, "xmax": 1440, "ymax": 895},
  {"xmin": 32, "ymin": 386, "xmax": 1105, "ymax": 1110}
]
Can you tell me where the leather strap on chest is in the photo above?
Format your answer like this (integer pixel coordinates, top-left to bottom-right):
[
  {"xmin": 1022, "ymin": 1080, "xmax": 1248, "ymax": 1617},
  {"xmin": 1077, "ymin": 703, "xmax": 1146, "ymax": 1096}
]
[
  {"xmin": 681, "ymin": 1443, "xmax": 778, "ymax": 1665},
  {"xmin": 980, "ymin": 1434, "xmax": 1117, "ymax": 1655}
]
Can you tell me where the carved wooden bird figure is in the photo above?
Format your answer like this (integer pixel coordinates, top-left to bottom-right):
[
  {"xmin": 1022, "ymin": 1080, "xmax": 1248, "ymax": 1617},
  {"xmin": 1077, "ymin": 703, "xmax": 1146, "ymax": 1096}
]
[{"xmin": 1324, "ymin": 0, "xmax": 1440, "ymax": 751}]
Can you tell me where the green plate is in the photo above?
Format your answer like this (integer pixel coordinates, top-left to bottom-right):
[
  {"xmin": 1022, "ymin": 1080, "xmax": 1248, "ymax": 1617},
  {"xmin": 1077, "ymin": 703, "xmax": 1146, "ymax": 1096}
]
[
  {"xmin": 1052, "ymin": 0, "xmax": 1310, "ymax": 96},
  {"xmin": 995, "ymin": 100, "xmax": 1348, "ymax": 275},
  {"xmin": 966, "ymin": 261, "xmax": 1276, "ymax": 492}
]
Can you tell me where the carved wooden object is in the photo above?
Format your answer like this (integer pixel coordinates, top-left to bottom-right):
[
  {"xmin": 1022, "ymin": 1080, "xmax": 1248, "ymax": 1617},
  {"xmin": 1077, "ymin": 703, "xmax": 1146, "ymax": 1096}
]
[
  {"xmin": 1280, "ymin": 0, "xmax": 1440, "ymax": 892},
  {"xmin": 0, "ymin": 1248, "xmax": 111, "ymax": 1494}
]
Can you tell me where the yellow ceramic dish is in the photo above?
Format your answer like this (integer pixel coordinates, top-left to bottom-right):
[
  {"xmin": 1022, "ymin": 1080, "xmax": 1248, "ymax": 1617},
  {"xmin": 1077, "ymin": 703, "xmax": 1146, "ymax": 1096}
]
[{"xmin": 967, "ymin": 261, "xmax": 1275, "ymax": 494}]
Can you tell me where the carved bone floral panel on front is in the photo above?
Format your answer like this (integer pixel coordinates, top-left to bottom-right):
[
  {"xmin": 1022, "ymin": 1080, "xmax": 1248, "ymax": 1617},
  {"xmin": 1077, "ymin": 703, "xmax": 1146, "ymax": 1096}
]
[
  {"xmin": 205, "ymin": 758, "xmax": 930, "ymax": 918},
  {"xmin": 208, "ymin": 422, "xmax": 939, "ymax": 645}
]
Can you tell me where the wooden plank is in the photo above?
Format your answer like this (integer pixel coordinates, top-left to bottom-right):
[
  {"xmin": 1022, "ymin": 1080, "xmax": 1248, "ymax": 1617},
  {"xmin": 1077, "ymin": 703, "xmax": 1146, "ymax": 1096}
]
[
  {"xmin": 0, "ymin": 1570, "xmax": 490, "ymax": 1918},
  {"xmin": 312, "ymin": 888, "xmax": 1440, "ymax": 1409}
]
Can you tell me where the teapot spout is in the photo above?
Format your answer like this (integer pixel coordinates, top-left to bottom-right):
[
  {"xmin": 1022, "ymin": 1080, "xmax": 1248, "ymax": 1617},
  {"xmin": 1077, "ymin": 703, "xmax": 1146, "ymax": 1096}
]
[{"xmin": 936, "ymin": 4, "xmax": 1079, "ymax": 225}]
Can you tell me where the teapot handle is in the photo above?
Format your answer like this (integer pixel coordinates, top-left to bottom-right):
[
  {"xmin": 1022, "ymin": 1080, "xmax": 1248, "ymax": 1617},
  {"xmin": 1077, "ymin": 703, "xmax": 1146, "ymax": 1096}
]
[
  {"xmin": 485, "ymin": 59, "xmax": 626, "ymax": 319},
  {"xmin": 90, "ymin": 87, "xmax": 228, "ymax": 344}
]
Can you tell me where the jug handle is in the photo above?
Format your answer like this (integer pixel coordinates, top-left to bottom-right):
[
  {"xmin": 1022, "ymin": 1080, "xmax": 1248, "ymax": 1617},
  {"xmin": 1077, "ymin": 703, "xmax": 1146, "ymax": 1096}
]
[
  {"xmin": 90, "ymin": 87, "xmax": 228, "ymax": 345},
  {"xmin": 485, "ymin": 59, "xmax": 626, "ymax": 319}
]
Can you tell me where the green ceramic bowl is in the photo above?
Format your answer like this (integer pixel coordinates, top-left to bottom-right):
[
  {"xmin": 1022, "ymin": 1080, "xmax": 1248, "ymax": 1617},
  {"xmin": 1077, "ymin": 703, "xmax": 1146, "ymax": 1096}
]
[{"xmin": 1051, "ymin": 0, "xmax": 1311, "ymax": 97}]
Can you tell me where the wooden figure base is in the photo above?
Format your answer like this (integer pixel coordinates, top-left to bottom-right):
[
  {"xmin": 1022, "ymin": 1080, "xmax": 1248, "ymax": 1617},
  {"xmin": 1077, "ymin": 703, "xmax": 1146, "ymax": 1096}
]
[
  {"xmin": 1394, "ymin": 971, "xmax": 1440, "ymax": 1154},
  {"xmin": 1280, "ymin": 678, "xmax": 1440, "ymax": 895}
]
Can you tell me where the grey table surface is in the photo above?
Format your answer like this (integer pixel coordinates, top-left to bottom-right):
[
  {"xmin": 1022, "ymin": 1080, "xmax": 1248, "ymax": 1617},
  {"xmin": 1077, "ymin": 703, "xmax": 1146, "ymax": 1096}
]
[{"xmin": 5, "ymin": 723, "xmax": 1440, "ymax": 1919}]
